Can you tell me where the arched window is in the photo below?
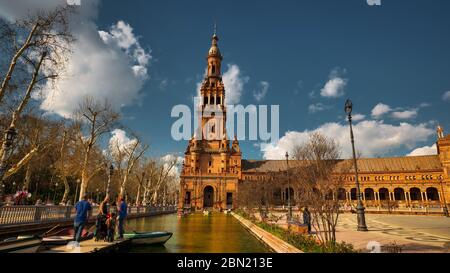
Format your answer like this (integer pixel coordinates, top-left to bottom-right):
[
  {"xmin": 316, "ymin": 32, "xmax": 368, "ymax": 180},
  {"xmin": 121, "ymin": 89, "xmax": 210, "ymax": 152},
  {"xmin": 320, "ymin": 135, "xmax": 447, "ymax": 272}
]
[
  {"xmin": 211, "ymin": 65, "xmax": 216, "ymax": 74},
  {"xmin": 426, "ymin": 187, "xmax": 439, "ymax": 201}
]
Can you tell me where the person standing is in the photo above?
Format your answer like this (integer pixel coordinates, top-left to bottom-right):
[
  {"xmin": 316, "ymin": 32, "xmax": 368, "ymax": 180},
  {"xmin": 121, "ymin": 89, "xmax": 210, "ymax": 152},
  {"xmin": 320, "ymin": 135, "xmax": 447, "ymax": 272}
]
[
  {"xmin": 303, "ymin": 206, "xmax": 312, "ymax": 234},
  {"xmin": 117, "ymin": 196, "xmax": 128, "ymax": 239},
  {"xmin": 74, "ymin": 195, "xmax": 92, "ymax": 242}
]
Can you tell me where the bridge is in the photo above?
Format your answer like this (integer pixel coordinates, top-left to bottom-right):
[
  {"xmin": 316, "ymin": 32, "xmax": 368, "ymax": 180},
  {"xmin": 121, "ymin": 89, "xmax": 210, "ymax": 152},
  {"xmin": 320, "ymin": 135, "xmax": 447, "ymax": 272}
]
[{"xmin": 0, "ymin": 205, "xmax": 177, "ymax": 238}]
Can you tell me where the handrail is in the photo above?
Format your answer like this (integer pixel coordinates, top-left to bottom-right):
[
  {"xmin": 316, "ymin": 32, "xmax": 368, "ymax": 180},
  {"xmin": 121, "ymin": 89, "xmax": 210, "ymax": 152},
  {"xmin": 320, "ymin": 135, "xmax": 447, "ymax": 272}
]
[{"xmin": 0, "ymin": 205, "xmax": 176, "ymax": 227}]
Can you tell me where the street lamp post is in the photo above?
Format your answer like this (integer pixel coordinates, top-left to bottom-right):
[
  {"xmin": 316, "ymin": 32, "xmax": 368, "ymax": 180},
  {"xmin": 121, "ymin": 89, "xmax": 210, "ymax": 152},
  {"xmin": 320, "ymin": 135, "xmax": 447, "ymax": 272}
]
[
  {"xmin": 439, "ymin": 175, "xmax": 449, "ymax": 217},
  {"xmin": 345, "ymin": 99, "xmax": 368, "ymax": 232},
  {"xmin": 0, "ymin": 126, "xmax": 17, "ymax": 179},
  {"xmin": 53, "ymin": 182, "xmax": 59, "ymax": 204},
  {"xmin": 73, "ymin": 179, "xmax": 80, "ymax": 205},
  {"xmin": 285, "ymin": 152, "xmax": 292, "ymax": 222}
]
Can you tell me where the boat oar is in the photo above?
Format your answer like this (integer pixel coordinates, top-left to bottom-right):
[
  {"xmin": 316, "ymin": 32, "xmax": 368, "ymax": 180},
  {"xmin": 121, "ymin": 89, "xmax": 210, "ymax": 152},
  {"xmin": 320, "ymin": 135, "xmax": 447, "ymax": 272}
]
[{"xmin": 41, "ymin": 224, "xmax": 60, "ymax": 238}]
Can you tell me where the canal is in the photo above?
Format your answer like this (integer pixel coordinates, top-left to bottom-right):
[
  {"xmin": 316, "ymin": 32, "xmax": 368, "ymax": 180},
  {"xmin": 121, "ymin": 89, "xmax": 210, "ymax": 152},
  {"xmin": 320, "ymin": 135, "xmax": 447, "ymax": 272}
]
[{"xmin": 123, "ymin": 213, "xmax": 270, "ymax": 253}]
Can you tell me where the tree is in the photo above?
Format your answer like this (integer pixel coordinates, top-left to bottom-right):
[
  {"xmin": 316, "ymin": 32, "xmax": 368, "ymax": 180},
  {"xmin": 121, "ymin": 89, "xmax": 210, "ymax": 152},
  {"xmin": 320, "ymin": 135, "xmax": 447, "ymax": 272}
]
[
  {"xmin": 109, "ymin": 130, "xmax": 149, "ymax": 197},
  {"xmin": 0, "ymin": 5, "xmax": 74, "ymax": 104},
  {"xmin": 292, "ymin": 132, "xmax": 350, "ymax": 247},
  {"xmin": 0, "ymin": 6, "xmax": 74, "ymax": 183},
  {"xmin": 75, "ymin": 96, "xmax": 120, "ymax": 201}
]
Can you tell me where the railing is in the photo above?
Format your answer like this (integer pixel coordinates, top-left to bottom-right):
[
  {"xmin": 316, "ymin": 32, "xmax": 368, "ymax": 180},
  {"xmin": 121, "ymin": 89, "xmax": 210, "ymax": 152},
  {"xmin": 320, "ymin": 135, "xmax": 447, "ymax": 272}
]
[{"xmin": 0, "ymin": 205, "xmax": 177, "ymax": 227}]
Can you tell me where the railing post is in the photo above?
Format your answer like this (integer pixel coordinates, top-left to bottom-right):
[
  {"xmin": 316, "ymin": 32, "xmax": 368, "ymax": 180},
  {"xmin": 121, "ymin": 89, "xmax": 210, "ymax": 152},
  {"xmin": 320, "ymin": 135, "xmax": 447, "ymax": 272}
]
[{"xmin": 34, "ymin": 206, "xmax": 42, "ymax": 222}]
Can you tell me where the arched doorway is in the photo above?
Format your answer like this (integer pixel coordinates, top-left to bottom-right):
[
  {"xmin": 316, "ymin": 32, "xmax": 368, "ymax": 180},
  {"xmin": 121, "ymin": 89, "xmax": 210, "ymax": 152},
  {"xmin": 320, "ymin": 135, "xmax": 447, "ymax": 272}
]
[
  {"xmin": 337, "ymin": 188, "xmax": 346, "ymax": 201},
  {"xmin": 379, "ymin": 188, "xmax": 389, "ymax": 201},
  {"xmin": 364, "ymin": 188, "xmax": 375, "ymax": 200},
  {"xmin": 284, "ymin": 187, "xmax": 295, "ymax": 205},
  {"xmin": 394, "ymin": 188, "xmax": 405, "ymax": 200},
  {"xmin": 273, "ymin": 188, "xmax": 282, "ymax": 205},
  {"xmin": 350, "ymin": 188, "xmax": 357, "ymax": 200},
  {"xmin": 426, "ymin": 187, "xmax": 439, "ymax": 201},
  {"xmin": 203, "ymin": 186, "xmax": 214, "ymax": 208},
  {"xmin": 410, "ymin": 188, "xmax": 421, "ymax": 201}
]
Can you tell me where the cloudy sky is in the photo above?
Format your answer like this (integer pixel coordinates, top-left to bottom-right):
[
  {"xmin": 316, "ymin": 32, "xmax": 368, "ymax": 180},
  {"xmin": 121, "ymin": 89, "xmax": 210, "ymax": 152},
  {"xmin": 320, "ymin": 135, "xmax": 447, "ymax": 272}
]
[{"xmin": 1, "ymin": 0, "xmax": 450, "ymax": 160}]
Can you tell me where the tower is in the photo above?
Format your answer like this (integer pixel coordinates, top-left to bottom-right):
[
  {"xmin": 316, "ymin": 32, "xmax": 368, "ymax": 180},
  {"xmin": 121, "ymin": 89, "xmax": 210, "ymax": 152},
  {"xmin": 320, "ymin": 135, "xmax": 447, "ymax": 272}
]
[
  {"xmin": 179, "ymin": 30, "xmax": 241, "ymax": 213},
  {"xmin": 437, "ymin": 126, "xmax": 450, "ymax": 179}
]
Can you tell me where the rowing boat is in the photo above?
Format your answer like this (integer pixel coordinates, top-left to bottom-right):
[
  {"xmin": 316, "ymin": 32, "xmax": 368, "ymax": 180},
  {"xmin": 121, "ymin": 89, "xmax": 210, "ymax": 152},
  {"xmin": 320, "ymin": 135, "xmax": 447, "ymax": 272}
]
[
  {"xmin": 0, "ymin": 235, "xmax": 42, "ymax": 253},
  {"xmin": 124, "ymin": 231, "xmax": 173, "ymax": 245}
]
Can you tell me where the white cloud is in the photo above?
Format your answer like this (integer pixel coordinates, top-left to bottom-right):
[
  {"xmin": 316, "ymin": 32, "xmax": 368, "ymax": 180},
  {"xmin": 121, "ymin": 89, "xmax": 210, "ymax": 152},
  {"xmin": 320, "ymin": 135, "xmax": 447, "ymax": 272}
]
[
  {"xmin": 371, "ymin": 103, "xmax": 392, "ymax": 118},
  {"xmin": 109, "ymin": 129, "xmax": 138, "ymax": 160},
  {"xmin": 320, "ymin": 68, "xmax": 347, "ymax": 98},
  {"xmin": 443, "ymin": 91, "xmax": 450, "ymax": 102},
  {"xmin": 352, "ymin": 114, "xmax": 366, "ymax": 122},
  {"xmin": 308, "ymin": 103, "xmax": 330, "ymax": 114},
  {"xmin": 262, "ymin": 120, "xmax": 434, "ymax": 159},
  {"xmin": 407, "ymin": 144, "xmax": 437, "ymax": 156},
  {"xmin": 391, "ymin": 109, "xmax": 418, "ymax": 120},
  {"xmin": 0, "ymin": 0, "xmax": 76, "ymax": 21},
  {"xmin": 1, "ymin": 1, "xmax": 152, "ymax": 117},
  {"xmin": 40, "ymin": 18, "xmax": 151, "ymax": 117},
  {"xmin": 98, "ymin": 20, "xmax": 151, "ymax": 79},
  {"xmin": 222, "ymin": 64, "xmax": 249, "ymax": 105},
  {"xmin": 161, "ymin": 154, "xmax": 184, "ymax": 177},
  {"xmin": 253, "ymin": 81, "xmax": 269, "ymax": 102}
]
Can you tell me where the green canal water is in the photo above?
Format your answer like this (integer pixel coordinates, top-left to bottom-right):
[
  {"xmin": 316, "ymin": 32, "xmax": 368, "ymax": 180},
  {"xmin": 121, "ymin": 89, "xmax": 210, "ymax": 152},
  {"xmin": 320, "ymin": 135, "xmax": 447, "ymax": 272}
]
[{"xmin": 123, "ymin": 213, "xmax": 270, "ymax": 253}]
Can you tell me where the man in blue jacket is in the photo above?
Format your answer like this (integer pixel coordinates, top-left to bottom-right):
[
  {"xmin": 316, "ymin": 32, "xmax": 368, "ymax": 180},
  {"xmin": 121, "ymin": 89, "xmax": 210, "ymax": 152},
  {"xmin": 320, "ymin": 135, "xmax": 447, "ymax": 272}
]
[
  {"xmin": 117, "ymin": 196, "xmax": 128, "ymax": 239},
  {"xmin": 74, "ymin": 195, "xmax": 92, "ymax": 242}
]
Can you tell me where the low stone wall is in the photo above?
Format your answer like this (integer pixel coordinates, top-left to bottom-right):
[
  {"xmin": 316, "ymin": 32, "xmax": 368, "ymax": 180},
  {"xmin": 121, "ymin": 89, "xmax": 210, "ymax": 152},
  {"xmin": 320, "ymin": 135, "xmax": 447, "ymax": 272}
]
[{"xmin": 231, "ymin": 212, "xmax": 302, "ymax": 253}]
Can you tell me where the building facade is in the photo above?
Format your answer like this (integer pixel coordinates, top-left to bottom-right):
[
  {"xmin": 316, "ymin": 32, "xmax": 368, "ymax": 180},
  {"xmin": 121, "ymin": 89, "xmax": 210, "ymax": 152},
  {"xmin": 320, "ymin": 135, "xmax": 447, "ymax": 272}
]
[{"xmin": 178, "ymin": 34, "xmax": 450, "ymax": 212}]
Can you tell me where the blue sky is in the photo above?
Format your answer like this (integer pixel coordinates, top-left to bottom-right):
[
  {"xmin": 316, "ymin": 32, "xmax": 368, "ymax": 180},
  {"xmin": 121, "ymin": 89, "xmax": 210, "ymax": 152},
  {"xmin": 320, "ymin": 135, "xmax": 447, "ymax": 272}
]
[{"xmin": 2, "ymin": 0, "xmax": 450, "ymax": 160}]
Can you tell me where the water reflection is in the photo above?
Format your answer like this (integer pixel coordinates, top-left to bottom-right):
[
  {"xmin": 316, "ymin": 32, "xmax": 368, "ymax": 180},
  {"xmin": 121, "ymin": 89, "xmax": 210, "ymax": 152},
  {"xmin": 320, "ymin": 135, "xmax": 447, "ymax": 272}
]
[{"xmin": 124, "ymin": 213, "xmax": 269, "ymax": 253}]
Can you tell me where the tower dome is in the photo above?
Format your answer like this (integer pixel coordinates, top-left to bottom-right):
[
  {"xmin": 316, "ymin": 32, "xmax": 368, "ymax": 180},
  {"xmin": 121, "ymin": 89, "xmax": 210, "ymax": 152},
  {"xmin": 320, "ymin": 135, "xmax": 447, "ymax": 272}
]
[{"xmin": 208, "ymin": 34, "xmax": 222, "ymax": 58}]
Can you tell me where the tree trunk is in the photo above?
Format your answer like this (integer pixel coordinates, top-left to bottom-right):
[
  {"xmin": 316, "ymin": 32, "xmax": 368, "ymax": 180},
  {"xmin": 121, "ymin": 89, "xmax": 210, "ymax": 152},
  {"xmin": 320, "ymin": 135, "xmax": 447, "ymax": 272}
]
[
  {"xmin": 0, "ymin": 23, "xmax": 38, "ymax": 103},
  {"xmin": 119, "ymin": 172, "xmax": 129, "ymax": 197},
  {"xmin": 136, "ymin": 184, "xmax": 141, "ymax": 206},
  {"xmin": 79, "ymin": 146, "xmax": 90, "ymax": 201},
  {"xmin": 59, "ymin": 131, "xmax": 70, "ymax": 204},
  {"xmin": 23, "ymin": 163, "xmax": 32, "ymax": 189}
]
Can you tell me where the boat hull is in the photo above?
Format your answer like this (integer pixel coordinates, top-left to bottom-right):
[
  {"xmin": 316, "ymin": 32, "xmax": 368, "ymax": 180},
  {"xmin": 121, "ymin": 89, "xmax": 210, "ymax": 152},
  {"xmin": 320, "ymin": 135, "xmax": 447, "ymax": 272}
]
[
  {"xmin": 124, "ymin": 232, "xmax": 173, "ymax": 245},
  {"xmin": 0, "ymin": 236, "xmax": 42, "ymax": 253}
]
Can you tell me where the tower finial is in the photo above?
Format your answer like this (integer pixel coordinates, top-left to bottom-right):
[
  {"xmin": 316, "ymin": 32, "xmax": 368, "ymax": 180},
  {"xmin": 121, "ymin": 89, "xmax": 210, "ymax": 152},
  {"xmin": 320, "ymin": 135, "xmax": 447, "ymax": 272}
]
[
  {"xmin": 214, "ymin": 21, "xmax": 217, "ymax": 36},
  {"xmin": 437, "ymin": 124, "xmax": 444, "ymax": 139}
]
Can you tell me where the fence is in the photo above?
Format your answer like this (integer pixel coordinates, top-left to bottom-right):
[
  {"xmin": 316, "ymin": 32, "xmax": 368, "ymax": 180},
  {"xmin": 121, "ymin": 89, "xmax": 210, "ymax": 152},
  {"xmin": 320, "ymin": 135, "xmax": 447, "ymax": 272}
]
[{"xmin": 0, "ymin": 205, "xmax": 176, "ymax": 227}]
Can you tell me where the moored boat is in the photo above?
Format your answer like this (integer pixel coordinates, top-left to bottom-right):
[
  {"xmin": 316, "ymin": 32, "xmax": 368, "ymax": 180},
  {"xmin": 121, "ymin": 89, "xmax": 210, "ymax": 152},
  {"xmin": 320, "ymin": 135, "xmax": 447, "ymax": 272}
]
[
  {"xmin": 124, "ymin": 231, "xmax": 173, "ymax": 245},
  {"xmin": 42, "ymin": 226, "xmax": 94, "ymax": 246},
  {"xmin": 0, "ymin": 235, "xmax": 42, "ymax": 253}
]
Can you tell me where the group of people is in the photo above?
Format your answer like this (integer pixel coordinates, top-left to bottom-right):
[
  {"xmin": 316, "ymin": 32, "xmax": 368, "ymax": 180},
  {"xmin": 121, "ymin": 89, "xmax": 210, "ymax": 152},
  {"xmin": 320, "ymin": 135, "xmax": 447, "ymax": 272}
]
[{"xmin": 73, "ymin": 195, "xmax": 128, "ymax": 243}]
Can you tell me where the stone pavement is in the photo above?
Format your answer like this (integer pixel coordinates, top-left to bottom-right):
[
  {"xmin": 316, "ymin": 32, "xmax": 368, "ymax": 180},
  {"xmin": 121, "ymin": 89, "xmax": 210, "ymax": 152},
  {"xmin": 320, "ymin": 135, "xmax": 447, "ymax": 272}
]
[
  {"xmin": 335, "ymin": 214, "xmax": 450, "ymax": 253},
  {"xmin": 264, "ymin": 211, "xmax": 450, "ymax": 253}
]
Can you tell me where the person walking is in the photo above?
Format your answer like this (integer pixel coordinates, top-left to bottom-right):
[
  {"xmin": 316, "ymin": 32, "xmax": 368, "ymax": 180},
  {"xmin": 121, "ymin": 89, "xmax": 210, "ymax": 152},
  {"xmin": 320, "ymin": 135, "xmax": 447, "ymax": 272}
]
[
  {"xmin": 74, "ymin": 195, "xmax": 92, "ymax": 242},
  {"xmin": 303, "ymin": 206, "xmax": 312, "ymax": 234},
  {"xmin": 117, "ymin": 196, "xmax": 128, "ymax": 239}
]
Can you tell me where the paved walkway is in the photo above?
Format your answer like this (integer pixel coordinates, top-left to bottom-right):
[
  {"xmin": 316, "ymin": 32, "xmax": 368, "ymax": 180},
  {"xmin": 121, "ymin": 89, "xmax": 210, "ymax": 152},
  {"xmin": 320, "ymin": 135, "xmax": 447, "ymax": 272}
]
[
  {"xmin": 263, "ymin": 212, "xmax": 450, "ymax": 253},
  {"xmin": 335, "ymin": 214, "xmax": 450, "ymax": 253},
  {"xmin": 232, "ymin": 213, "xmax": 302, "ymax": 253}
]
